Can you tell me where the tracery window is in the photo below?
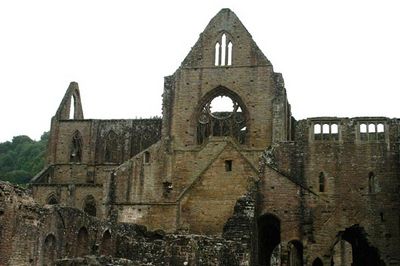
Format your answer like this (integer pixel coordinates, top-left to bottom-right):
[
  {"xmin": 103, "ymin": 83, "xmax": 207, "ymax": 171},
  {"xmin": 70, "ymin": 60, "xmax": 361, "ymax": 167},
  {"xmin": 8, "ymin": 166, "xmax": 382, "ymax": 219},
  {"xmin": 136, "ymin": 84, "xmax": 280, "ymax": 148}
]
[
  {"xmin": 70, "ymin": 130, "xmax": 83, "ymax": 162},
  {"xmin": 215, "ymin": 33, "xmax": 233, "ymax": 66},
  {"xmin": 197, "ymin": 92, "xmax": 246, "ymax": 145},
  {"xmin": 104, "ymin": 130, "xmax": 119, "ymax": 163}
]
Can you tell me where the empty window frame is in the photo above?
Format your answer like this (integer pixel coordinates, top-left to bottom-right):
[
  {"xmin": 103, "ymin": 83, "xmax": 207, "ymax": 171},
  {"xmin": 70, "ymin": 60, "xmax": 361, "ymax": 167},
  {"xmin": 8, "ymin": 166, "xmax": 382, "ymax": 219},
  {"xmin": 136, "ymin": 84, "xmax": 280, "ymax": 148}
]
[
  {"xmin": 319, "ymin": 172, "xmax": 326, "ymax": 192},
  {"xmin": 368, "ymin": 172, "xmax": 375, "ymax": 193},
  {"xmin": 359, "ymin": 122, "xmax": 385, "ymax": 141},
  {"xmin": 215, "ymin": 33, "xmax": 233, "ymax": 66},
  {"xmin": 225, "ymin": 160, "xmax": 233, "ymax": 172},
  {"xmin": 144, "ymin": 151, "xmax": 150, "ymax": 164},
  {"xmin": 313, "ymin": 122, "xmax": 339, "ymax": 140}
]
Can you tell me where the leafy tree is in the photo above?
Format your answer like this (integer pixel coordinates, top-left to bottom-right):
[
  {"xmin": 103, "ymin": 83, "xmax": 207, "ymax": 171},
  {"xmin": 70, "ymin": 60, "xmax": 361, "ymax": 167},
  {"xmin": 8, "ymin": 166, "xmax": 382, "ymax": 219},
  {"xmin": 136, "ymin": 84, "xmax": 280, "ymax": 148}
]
[{"xmin": 0, "ymin": 132, "xmax": 48, "ymax": 184}]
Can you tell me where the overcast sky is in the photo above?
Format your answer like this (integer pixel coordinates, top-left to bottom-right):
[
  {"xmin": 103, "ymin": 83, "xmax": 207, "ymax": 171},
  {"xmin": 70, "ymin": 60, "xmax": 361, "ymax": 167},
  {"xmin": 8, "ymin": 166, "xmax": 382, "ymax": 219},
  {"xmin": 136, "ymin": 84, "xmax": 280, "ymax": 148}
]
[{"xmin": 1, "ymin": 1, "xmax": 399, "ymax": 142}]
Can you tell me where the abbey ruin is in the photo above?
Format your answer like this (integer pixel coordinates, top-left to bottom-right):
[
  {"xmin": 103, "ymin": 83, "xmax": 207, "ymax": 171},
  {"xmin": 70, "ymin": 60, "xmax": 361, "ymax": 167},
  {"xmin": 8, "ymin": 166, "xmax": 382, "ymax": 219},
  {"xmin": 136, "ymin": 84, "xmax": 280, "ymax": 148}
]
[{"xmin": 1, "ymin": 9, "xmax": 399, "ymax": 266}]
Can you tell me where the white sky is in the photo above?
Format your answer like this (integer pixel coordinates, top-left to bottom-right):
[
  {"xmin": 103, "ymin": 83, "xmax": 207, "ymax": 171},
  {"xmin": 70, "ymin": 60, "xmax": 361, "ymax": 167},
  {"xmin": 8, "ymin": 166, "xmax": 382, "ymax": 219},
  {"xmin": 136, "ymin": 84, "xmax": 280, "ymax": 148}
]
[{"xmin": 1, "ymin": 0, "xmax": 399, "ymax": 142}]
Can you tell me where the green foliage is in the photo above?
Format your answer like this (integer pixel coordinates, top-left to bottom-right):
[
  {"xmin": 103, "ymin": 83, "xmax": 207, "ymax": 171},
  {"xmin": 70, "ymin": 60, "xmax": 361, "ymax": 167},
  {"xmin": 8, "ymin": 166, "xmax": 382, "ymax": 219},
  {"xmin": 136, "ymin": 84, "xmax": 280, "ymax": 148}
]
[{"xmin": 0, "ymin": 132, "xmax": 48, "ymax": 184}]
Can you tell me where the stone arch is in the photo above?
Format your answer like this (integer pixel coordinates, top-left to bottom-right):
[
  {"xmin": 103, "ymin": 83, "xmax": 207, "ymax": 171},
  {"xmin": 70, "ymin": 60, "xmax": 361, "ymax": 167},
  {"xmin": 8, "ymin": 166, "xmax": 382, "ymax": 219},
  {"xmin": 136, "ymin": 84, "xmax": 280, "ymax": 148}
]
[
  {"xmin": 70, "ymin": 130, "xmax": 83, "ymax": 162},
  {"xmin": 42, "ymin": 233, "xmax": 57, "ymax": 266},
  {"xmin": 258, "ymin": 213, "xmax": 281, "ymax": 266},
  {"xmin": 76, "ymin": 227, "xmax": 89, "ymax": 257},
  {"xmin": 83, "ymin": 195, "xmax": 97, "ymax": 217},
  {"xmin": 331, "ymin": 238, "xmax": 352, "ymax": 266},
  {"xmin": 99, "ymin": 230, "xmax": 112, "ymax": 256},
  {"xmin": 55, "ymin": 82, "xmax": 84, "ymax": 120},
  {"xmin": 332, "ymin": 225, "xmax": 385, "ymax": 266},
  {"xmin": 46, "ymin": 193, "xmax": 59, "ymax": 205},
  {"xmin": 312, "ymin": 257, "xmax": 323, "ymax": 266},
  {"xmin": 195, "ymin": 86, "xmax": 249, "ymax": 145},
  {"xmin": 287, "ymin": 240, "xmax": 303, "ymax": 266}
]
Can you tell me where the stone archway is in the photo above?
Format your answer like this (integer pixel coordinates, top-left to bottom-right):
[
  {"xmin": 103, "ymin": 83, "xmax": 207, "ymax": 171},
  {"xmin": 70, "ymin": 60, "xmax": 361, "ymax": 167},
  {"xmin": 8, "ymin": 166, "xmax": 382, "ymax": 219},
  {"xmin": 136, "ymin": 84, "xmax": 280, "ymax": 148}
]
[
  {"xmin": 42, "ymin": 234, "xmax": 56, "ymax": 266},
  {"xmin": 258, "ymin": 213, "xmax": 281, "ymax": 266},
  {"xmin": 288, "ymin": 240, "xmax": 303, "ymax": 266},
  {"xmin": 332, "ymin": 225, "xmax": 385, "ymax": 266}
]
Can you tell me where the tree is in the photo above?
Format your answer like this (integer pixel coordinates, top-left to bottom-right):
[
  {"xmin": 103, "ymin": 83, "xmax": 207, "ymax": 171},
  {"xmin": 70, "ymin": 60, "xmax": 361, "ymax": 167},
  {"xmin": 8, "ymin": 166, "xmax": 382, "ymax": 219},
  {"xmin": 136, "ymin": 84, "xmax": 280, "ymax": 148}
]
[{"xmin": 0, "ymin": 132, "xmax": 48, "ymax": 184}]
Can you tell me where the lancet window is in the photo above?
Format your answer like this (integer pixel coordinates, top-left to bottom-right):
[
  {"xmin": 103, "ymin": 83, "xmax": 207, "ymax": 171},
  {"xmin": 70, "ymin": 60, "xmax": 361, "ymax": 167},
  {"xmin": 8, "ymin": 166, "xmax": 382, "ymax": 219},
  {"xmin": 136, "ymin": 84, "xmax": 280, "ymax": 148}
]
[{"xmin": 215, "ymin": 33, "xmax": 233, "ymax": 66}]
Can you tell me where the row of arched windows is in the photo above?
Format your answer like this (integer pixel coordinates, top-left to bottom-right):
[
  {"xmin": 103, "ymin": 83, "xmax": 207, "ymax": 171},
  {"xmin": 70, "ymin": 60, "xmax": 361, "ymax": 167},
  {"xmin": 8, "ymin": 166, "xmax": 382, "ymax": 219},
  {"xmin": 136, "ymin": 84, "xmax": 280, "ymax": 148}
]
[
  {"xmin": 359, "ymin": 123, "xmax": 385, "ymax": 141},
  {"xmin": 42, "ymin": 228, "xmax": 112, "ymax": 264},
  {"xmin": 47, "ymin": 194, "xmax": 97, "ymax": 217},
  {"xmin": 313, "ymin": 123, "xmax": 339, "ymax": 140},
  {"xmin": 68, "ymin": 130, "xmax": 122, "ymax": 164},
  {"xmin": 313, "ymin": 122, "xmax": 387, "ymax": 141}
]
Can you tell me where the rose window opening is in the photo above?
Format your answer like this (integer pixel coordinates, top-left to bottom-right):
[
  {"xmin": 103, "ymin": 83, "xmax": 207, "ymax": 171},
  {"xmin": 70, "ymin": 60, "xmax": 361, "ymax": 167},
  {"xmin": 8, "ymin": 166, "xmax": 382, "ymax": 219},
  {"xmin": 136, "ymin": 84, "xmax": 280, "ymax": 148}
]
[{"xmin": 197, "ymin": 94, "xmax": 247, "ymax": 145}]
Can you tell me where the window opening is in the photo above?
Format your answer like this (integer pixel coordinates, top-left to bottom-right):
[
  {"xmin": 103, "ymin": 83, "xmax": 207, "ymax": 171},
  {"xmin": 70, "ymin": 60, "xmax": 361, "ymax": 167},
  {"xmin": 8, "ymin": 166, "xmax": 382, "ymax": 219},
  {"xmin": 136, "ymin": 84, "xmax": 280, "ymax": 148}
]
[
  {"xmin": 227, "ymin": 42, "xmax": 233, "ymax": 65},
  {"xmin": 70, "ymin": 131, "xmax": 82, "ymax": 163},
  {"xmin": 47, "ymin": 194, "xmax": 59, "ymax": 205},
  {"xmin": 225, "ymin": 160, "xmax": 233, "ymax": 172},
  {"xmin": 214, "ymin": 42, "xmax": 220, "ymax": 66},
  {"xmin": 214, "ymin": 33, "xmax": 233, "ymax": 66},
  {"xmin": 83, "ymin": 195, "xmax": 96, "ymax": 217},
  {"xmin": 360, "ymin": 124, "xmax": 367, "ymax": 133},
  {"xmin": 43, "ymin": 234, "xmax": 57, "ymax": 265},
  {"xmin": 144, "ymin": 151, "xmax": 150, "ymax": 164},
  {"xmin": 368, "ymin": 124, "xmax": 376, "ymax": 133},
  {"xmin": 197, "ymin": 92, "xmax": 246, "ymax": 145},
  {"xmin": 76, "ymin": 227, "xmax": 89, "ymax": 257},
  {"xmin": 69, "ymin": 96, "xmax": 75, "ymax": 119},
  {"xmin": 368, "ymin": 172, "xmax": 375, "ymax": 193},
  {"xmin": 314, "ymin": 124, "xmax": 321, "ymax": 134},
  {"xmin": 331, "ymin": 124, "xmax": 338, "ymax": 134},
  {"xmin": 104, "ymin": 131, "xmax": 118, "ymax": 163},
  {"xmin": 100, "ymin": 230, "xmax": 112, "ymax": 256},
  {"xmin": 322, "ymin": 124, "xmax": 330, "ymax": 134},
  {"xmin": 360, "ymin": 122, "xmax": 386, "ymax": 141},
  {"xmin": 319, "ymin": 172, "xmax": 325, "ymax": 192}
]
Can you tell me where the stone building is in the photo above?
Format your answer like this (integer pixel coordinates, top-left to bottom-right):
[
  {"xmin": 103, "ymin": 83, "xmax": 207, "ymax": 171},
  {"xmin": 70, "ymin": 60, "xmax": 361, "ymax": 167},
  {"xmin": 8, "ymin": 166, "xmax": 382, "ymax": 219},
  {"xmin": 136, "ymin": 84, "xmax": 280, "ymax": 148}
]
[{"xmin": 8, "ymin": 8, "xmax": 399, "ymax": 265}]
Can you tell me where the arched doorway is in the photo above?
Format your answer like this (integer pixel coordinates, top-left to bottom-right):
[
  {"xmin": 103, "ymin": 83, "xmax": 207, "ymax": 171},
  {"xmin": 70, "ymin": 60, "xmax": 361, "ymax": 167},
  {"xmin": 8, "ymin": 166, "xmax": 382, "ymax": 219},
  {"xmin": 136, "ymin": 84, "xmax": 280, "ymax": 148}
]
[
  {"xmin": 332, "ymin": 238, "xmax": 352, "ymax": 265},
  {"xmin": 258, "ymin": 214, "xmax": 281, "ymax": 266},
  {"xmin": 43, "ymin": 234, "xmax": 56, "ymax": 266},
  {"xmin": 99, "ymin": 230, "xmax": 112, "ymax": 256},
  {"xmin": 312, "ymin": 257, "xmax": 323, "ymax": 266},
  {"xmin": 288, "ymin": 240, "xmax": 303, "ymax": 266},
  {"xmin": 76, "ymin": 227, "xmax": 89, "ymax": 257}
]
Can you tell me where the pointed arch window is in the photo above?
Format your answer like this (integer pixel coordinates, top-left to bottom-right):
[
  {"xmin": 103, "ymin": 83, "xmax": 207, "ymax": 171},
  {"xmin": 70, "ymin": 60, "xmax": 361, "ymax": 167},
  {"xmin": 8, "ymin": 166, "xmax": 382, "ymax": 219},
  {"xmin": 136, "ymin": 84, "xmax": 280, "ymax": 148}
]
[
  {"xmin": 47, "ymin": 194, "xmax": 59, "ymax": 205},
  {"xmin": 104, "ymin": 130, "xmax": 119, "ymax": 163},
  {"xmin": 197, "ymin": 90, "xmax": 247, "ymax": 145},
  {"xmin": 214, "ymin": 33, "xmax": 233, "ymax": 66},
  {"xmin": 70, "ymin": 131, "xmax": 83, "ymax": 163}
]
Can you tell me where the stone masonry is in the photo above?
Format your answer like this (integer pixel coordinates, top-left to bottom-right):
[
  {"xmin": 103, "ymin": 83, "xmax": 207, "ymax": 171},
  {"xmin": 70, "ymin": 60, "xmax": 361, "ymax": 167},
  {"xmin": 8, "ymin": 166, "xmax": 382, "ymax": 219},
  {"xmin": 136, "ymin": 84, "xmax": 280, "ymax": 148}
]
[{"xmin": 0, "ymin": 8, "xmax": 398, "ymax": 266}]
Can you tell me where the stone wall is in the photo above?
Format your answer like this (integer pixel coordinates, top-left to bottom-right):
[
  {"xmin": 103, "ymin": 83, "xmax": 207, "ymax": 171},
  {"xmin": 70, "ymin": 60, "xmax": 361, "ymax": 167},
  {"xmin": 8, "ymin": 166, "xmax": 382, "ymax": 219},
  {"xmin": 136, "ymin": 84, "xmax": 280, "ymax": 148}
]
[{"xmin": 0, "ymin": 181, "xmax": 253, "ymax": 266}]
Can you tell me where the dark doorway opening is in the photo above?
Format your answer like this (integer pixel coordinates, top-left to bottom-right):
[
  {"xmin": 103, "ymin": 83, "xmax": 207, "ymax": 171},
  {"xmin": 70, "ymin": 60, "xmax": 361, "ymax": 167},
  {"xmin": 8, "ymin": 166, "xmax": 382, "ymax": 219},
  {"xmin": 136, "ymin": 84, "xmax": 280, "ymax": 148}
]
[
  {"xmin": 258, "ymin": 214, "xmax": 281, "ymax": 266},
  {"xmin": 333, "ymin": 225, "xmax": 385, "ymax": 266}
]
